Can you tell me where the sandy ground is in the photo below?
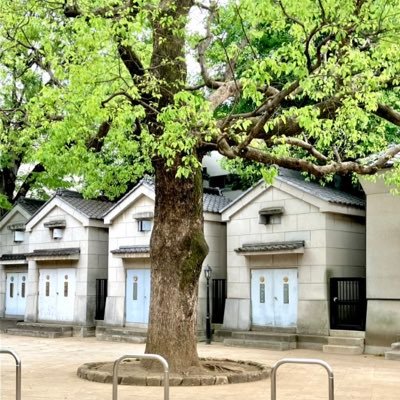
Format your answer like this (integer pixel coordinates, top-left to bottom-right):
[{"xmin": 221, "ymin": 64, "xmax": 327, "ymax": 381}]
[{"xmin": 1, "ymin": 333, "xmax": 400, "ymax": 400}]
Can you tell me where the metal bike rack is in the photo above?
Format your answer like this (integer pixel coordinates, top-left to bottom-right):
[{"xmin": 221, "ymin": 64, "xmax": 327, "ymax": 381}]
[
  {"xmin": 0, "ymin": 349, "xmax": 22, "ymax": 400},
  {"xmin": 271, "ymin": 358, "xmax": 334, "ymax": 400},
  {"xmin": 112, "ymin": 354, "xmax": 169, "ymax": 400}
]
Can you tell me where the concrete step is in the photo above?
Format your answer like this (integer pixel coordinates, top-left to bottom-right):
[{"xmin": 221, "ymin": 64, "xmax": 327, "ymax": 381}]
[
  {"xmin": 96, "ymin": 326, "xmax": 147, "ymax": 343},
  {"xmin": 391, "ymin": 342, "xmax": 400, "ymax": 351},
  {"xmin": 222, "ymin": 331, "xmax": 297, "ymax": 350},
  {"xmin": 251, "ymin": 325, "xmax": 297, "ymax": 334},
  {"xmin": 15, "ymin": 322, "xmax": 74, "ymax": 333},
  {"xmin": 323, "ymin": 344, "xmax": 363, "ymax": 355},
  {"xmin": 328, "ymin": 336, "xmax": 364, "ymax": 347},
  {"xmin": 329, "ymin": 329, "xmax": 365, "ymax": 338},
  {"xmin": 213, "ymin": 329, "xmax": 232, "ymax": 342},
  {"xmin": 6, "ymin": 328, "xmax": 71, "ymax": 338},
  {"xmin": 231, "ymin": 331, "xmax": 297, "ymax": 343},
  {"xmin": 385, "ymin": 350, "xmax": 400, "ymax": 361},
  {"xmin": 297, "ymin": 335, "xmax": 328, "ymax": 350},
  {"xmin": 224, "ymin": 338, "xmax": 295, "ymax": 351}
]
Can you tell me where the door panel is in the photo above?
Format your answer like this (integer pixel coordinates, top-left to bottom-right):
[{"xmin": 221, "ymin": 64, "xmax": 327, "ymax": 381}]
[
  {"xmin": 38, "ymin": 268, "xmax": 75, "ymax": 322},
  {"xmin": 251, "ymin": 268, "xmax": 298, "ymax": 327},
  {"xmin": 273, "ymin": 269, "xmax": 298, "ymax": 327},
  {"xmin": 5, "ymin": 272, "xmax": 27, "ymax": 316},
  {"xmin": 56, "ymin": 269, "xmax": 76, "ymax": 321},
  {"xmin": 125, "ymin": 269, "xmax": 151, "ymax": 324},
  {"xmin": 39, "ymin": 269, "xmax": 58, "ymax": 320},
  {"xmin": 251, "ymin": 269, "xmax": 274, "ymax": 326}
]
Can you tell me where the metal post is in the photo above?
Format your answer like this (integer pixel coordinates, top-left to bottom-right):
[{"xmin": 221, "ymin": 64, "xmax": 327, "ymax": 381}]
[
  {"xmin": 112, "ymin": 354, "xmax": 169, "ymax": 400},
  {"xmin": 271, "ymin": 358, "xmax": 334, "ymax": 400},
  {"xmin": 0, "ymin": 349, "xmax": 22, "ymax": 400},
  {"xmin": 204, "ymin": 264, "xmax": 212, "ymax": 344}
]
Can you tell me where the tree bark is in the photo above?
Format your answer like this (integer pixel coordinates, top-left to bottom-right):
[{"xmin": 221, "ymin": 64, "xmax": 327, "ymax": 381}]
[{"xmin": 145, "ymin": 158, "xmax": 209, "ymax": 372}]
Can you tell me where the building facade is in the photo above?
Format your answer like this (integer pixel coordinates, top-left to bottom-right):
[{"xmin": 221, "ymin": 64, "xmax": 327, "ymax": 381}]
[{"xmin": 221, "ymin": 171, "xmax": 366, "ymax": 336}]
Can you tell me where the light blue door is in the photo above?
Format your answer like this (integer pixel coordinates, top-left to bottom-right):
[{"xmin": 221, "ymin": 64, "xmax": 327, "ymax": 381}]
[
  {"xmin": 125, "ymin": 269, "xmax": 151, "ymax": 324},
  {"xmin": 5, "ymin": 272, "xmax": 27, "ymax": 316},
  {"xmin": 251, "ymin": 268, "xmax": 298, "ymax": 327}
]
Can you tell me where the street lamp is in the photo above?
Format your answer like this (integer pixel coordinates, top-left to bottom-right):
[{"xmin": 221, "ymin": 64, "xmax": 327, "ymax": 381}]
[{"xmin": 204, "ymin": 264, "xmax": 212, "ymax": 344}]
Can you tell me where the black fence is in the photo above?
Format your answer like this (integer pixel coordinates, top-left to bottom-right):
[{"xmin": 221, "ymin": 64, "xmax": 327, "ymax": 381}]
[
  {"xmin": 330, "ymin": 277, "xmax": 366, "ymax": 331},
  {"xmin": 212, "ymin": 279, "xmax": 226, "ymax": 324},
  {"xmin": 95, "ymin": 279, "xmax": 107, "ymax": 320}
]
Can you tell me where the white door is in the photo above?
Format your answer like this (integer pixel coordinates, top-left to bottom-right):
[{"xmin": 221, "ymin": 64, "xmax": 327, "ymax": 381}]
[
  {"xmin": 251, "ymin": 268, "xmax": 298, "ymax": 327},
  {"xmin": 125, "ymin": 269, "xmax": 151, "ymax": 324},
  {"xmin": 39, "ymin": 268, "xmax": 76, "ymax": 322},
  {"xmin": 5, "ymin": 272, "xmax": 27, "ymax": 316}
]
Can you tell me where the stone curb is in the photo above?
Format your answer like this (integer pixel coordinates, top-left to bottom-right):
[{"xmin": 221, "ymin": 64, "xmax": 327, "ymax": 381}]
[{"xmin": 77, "ymin": 358, "xmax": 270, "ymax": 386}]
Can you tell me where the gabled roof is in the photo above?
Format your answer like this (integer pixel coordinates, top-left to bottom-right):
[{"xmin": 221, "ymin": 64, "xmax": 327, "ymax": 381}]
[
  {"xmin": 25, "ymin": 190, "xmax": 114, "ymax": 231},
  {"xmin": 221, "ymin": 169, "xmax": 365, "ymax": 221},
  {"xmin": 361, "ymin": 144, "xmax": 400, "ymax": 168},
  {"xmin": 17, "ymin": 197, "xmax": 47, "ymax": 215},
  {"xmin": 104, "ymin": 177, "xmax": 232, "ymax": 224},
  {"xmin": 203, "ymin": 192, "xmax": 232, "ymax": 213},
  {"xmin": 56, "ymin": 190, "xmax": 114, "ymax": 219},
  {"xmin": 279, "ymin": 172, "xmax": 365, "ymax": 208},
  {"xmin": 0, "ymin": 197, "xmax": 46, "ymax": 230}
]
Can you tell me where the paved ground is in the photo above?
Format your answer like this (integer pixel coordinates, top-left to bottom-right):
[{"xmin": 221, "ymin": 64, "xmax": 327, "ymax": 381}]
[{"xmin": 1, "ymin": 333, "xmax": 399, "ymax": 400}]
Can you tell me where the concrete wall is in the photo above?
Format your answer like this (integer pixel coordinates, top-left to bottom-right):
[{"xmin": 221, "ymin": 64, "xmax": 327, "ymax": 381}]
[
  {"xmin": 104, "ymin": 194, "xmax": 227, "ymax": 329},
  {"xmin": 223, "ymin": 185, "xmax": 366, "ymax": 335},
  {"xmin": 0, "ymin": 210, "xmax": 30, "ymax": 317},
  {"xmin": 361, "ymin": 176, "xmax": 400, "ymax": 351},
  {"xmin": 25, "ymin": 204, "xmax": 109, "ymax": 326}
]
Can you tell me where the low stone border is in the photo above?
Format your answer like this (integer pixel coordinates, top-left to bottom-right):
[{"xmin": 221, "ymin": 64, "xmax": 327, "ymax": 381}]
[{"xmin": 77, "ymin": 358, "xmax": 270, "ymax": 386}]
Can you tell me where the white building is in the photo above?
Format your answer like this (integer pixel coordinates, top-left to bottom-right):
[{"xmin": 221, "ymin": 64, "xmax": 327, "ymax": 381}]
[
  {"xmin": 22, "ymin": 190, "xmax": 113, "ymax": 335},
  {"xmin": 221, "ymin": 170, "xmax": 366, "ymax": 344},
  {"xmin": 101, "ymin": 178, "xmax": 230, "ymax": 336},
  {"xmin": 0, "ymin": 198, "xmax": 45, "ymax": 318}
]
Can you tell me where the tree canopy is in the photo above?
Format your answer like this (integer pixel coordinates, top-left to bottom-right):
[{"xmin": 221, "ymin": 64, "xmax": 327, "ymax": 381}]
[
  {"xmin": 2, "ymin": 0, "xmax": 400, "ymax": 371},
  {"xmin": 1, "ymin": 0, "xmax": 400, "ymax": 210}
]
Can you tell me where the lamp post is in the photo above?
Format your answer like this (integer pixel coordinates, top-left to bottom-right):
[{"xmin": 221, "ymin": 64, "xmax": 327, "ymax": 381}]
[{"xmin": 204, "ymin": 265, "xmax": 212, "ymax": 344}]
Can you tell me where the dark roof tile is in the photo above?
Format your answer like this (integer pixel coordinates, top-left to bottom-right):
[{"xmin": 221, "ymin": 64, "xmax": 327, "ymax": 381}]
[
  {"xmin": 27, "ymin": 248, "xmax": 80, "ymax": 257},
  {"xmin": 278, "ymin": 173, "xmax": 365, "ymax": 208},
  {"xmin": 111, "ymin": 245, "xmax": 150, "ymax": 254},
  {"xmin": 235, "ymin": 241, "xmax": 305, "ymax": 253},
  {"xmin": 0, "ymin": 253, "xmax": 27, "ymax": 261},
  {"xmin": 15, "ymin": 198, "xmax": 46, "ymax": 215}
]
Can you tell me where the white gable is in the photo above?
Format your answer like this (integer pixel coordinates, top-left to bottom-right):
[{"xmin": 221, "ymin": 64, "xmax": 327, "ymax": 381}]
[
  {"xmin": 0, "ymin": 205, "xmax": 32, "ymax": 231},
  {"xmin": 104, "ymin": 184, "xmax": 155, "ymax": 225},
  {"xmin": 25, "ymin": 198, "xmax": 90, "ymax": 232}
]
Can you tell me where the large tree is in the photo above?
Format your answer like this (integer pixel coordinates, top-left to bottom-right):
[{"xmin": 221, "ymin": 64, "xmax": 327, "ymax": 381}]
[{"xmin": 2, "ymin": 0, "xmax": 400, "ymax": 371}]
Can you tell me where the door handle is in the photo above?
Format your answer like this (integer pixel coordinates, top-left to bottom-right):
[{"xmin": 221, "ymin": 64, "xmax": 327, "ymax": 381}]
[
  {"xmin": 333, "ymin": 297, "xmax": 338, "ymax": 303},
  {"xmin": 274, "ymin": 296, "xmax": 278, "ymax": 300}
]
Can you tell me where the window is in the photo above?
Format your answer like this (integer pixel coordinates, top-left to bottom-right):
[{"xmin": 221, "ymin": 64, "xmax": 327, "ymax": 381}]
[
  {"xmin": 52, "ymin": 228, "xmax": 64, "ymax": 239},
  {"xmin": 138, "ymin": 219, "xmax": 152, "ymax": 232},
  {"xmin": 259, "ymin": 207, "xmax": 284, "ymax": 225},
  {"xmin": 14, "ymin": 230, "xmax": 25, "ymax": 243}
]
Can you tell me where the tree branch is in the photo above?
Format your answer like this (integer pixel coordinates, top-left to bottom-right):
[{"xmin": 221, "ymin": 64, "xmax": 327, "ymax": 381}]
[
  {"xmin": 239, "ymin": 144, "xmax": 400, "ymax": 178},
  {"xmin": 117, "ymin": 44, "xmax": 145, "ymax": 79},
  {"xmin": 375, "ymin": 103, "xmax": 400, "ymax": 126},
  {"xmin": 14, "ymin": 163, "xmax": 46, "ymax": 202}
]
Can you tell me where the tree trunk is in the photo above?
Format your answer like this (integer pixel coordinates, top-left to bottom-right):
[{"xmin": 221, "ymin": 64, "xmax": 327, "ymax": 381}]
[{"xmin": 145, "ymin": 158, "xmax": 208, "ymax": 372}]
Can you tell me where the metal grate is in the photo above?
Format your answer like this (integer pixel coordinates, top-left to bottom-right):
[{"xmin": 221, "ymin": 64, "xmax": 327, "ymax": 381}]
[
  {"xmin": 330, "ymin": 278, "xmax": 366, "ymax": 331},
  {"xmin": 95, "ymin": 279, "xmax": 107, "ymax": 320},
  {"xmin": 212, "ymin": 279, "xmax": 226, "ymax": 324}
]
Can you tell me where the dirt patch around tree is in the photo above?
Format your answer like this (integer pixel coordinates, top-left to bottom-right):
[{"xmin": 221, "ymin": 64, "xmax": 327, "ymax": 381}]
[{"xmin": 77, "ymin": 358, "xmax": 270, "ymax": 386}]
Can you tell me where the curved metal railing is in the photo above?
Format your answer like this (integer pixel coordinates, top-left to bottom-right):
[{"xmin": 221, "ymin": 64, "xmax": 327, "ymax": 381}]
[
  {"xmin": 271, "ymin": 358, "xmax": 334, "ymax": 400},
  {"xmin": 0, "ymin": 349, "xmax": 22, "ymax": 400},
  {"xmin": 112, "ymin": 353, "xmax": 169, "ymax": 400}
]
